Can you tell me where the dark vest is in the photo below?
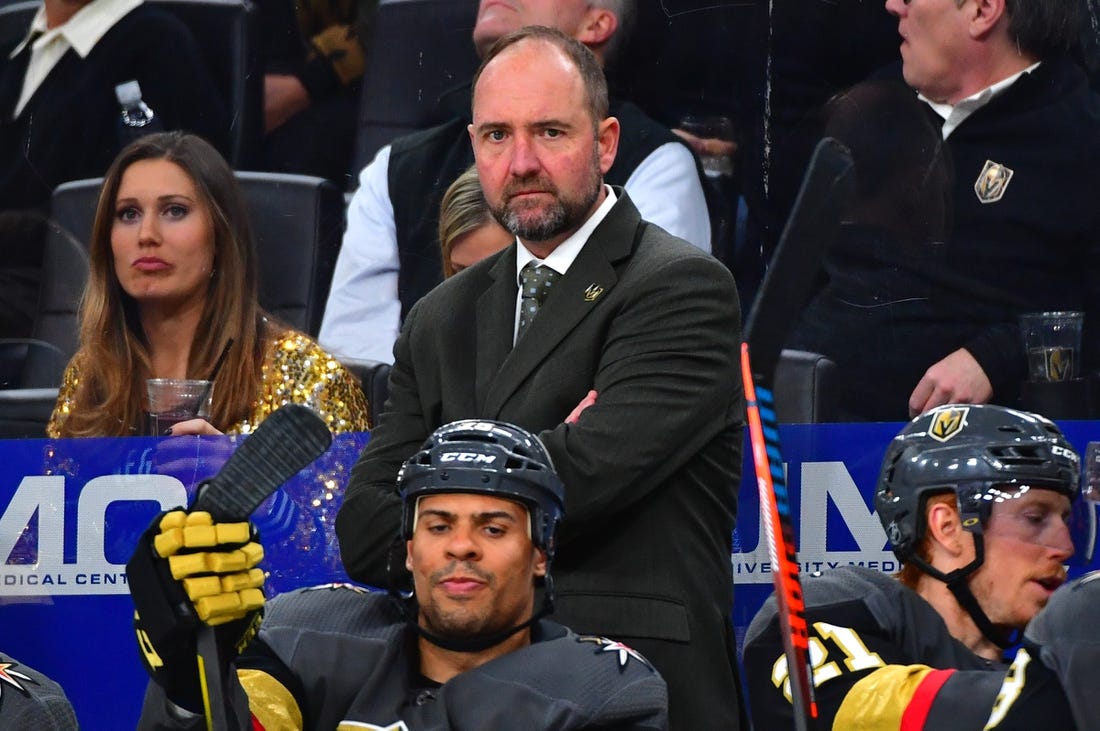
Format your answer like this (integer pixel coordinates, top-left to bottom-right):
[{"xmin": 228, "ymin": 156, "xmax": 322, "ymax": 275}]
[{"xmin": 387, "ymin": 95, "xmax": 684, "ymax": 319}]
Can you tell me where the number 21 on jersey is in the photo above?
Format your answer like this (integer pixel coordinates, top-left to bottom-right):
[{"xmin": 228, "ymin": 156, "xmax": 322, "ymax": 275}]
[{"xmin": 771, "ymin": 621, "xmax": 886, "ymax": 702}]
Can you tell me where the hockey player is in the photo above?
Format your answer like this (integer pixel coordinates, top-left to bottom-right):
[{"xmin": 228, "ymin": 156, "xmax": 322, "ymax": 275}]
[
  {"xmin": 743, "ymin": 404, "xmax": 1099, "ymax": 729},
  {"xmin": 129, "ymin": 419, "xmax": 668, "ymax": 729}
]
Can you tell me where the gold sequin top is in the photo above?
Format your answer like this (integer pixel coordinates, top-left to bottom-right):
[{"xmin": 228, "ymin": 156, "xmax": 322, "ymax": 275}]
[{"xmin": 47, "ymin": 331, "xmax": 370, "ymax": 437}]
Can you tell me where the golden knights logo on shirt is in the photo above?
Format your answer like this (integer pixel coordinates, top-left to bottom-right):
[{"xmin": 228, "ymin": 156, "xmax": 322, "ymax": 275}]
[
  {"xmin": 974, "ymin": 160, "xmax": 1014, "ymax": 203},
  {"xmin": 928, "ymin": 406, "xmax": 970, "ymax": 443}
]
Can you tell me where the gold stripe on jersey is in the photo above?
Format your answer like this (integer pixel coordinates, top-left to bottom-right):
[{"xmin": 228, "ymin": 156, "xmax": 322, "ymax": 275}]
[
  {"xmin": 239, "ymin": 668, "xmax": 303, "ymax": 730},
  {"xmin": 833, "ymin": 664, "xmax": 936, "ymax": 730}
]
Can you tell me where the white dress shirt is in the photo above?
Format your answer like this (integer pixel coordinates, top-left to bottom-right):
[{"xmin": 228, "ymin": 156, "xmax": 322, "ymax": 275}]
[{"xmin": 921, "ymin": 62, "xmax": 1041, "ymax": 139}]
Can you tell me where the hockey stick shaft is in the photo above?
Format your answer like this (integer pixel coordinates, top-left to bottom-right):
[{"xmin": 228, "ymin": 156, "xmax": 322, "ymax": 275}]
[
  {"xmin": 742, "ymin": 344, "xmax": 817, "ymax": 731},
  {"xmin": 739, "ymin": 136, "xmax": 853, "ymax": 731}
]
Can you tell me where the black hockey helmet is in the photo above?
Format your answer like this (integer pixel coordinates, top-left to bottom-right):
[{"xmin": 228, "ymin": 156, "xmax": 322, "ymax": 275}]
[
  {"xmin": 398, "ymin": 419, "xmax": 565, "ymax": 552},
  {"xmin": 876, "ymin": 404, "xmax": 1080, "ymax": 565}
]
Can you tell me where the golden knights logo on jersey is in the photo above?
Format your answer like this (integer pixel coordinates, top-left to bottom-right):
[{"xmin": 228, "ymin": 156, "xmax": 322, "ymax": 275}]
[
  {"xmin": 974, "ymin": 160, "xmax": 1014, "ymax": 203},
  {"xmin": 928, "ymin": 406, "xmax": 969, "ymax": 443}
]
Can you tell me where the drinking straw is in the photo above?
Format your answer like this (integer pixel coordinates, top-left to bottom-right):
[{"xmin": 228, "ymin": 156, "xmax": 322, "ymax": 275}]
[{"xmin": 192, "ymin": 338, "xmax": 233, "ymax": 416}]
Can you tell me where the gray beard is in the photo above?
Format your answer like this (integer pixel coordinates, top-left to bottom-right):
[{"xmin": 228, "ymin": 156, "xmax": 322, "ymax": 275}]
[
  {"xmin": 493, "ymin": 148, "xmax": 603, "ymax": 243},
  {"xmin": 499, "ymin": 198, "xmax": 570, "ymax": 242}
]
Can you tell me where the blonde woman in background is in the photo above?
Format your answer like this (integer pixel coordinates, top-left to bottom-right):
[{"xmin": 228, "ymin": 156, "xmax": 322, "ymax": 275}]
[{"xmin": 438, "ymin": 165, "xmax": 513, "ymax": 278}]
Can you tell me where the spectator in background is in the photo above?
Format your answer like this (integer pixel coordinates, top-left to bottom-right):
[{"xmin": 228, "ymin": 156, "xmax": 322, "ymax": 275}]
[
  {"xmin": 0, "ymin": 652, "xmax": 78, "ymax": 729},
  {"xmin": 260, "ymin": 0, "xmax": 376, "ymax": 185},
  {"xmin": 319, "ymin": 0, "xmax": 712, "ymax": 364},
  {"xmin": 439, "ymin": 165, "xmax": 513, "ymax": 278},
  {"xmin": 336, "ymin": 27, "xmax": 743, "ymax": 729},
  {"xmin": 47, "ymin": 132, "xmax": 368, "ymax": 438},
  {"xmin": 880, "ymin": 0, "xmax": 1099, "ymax": 416},
  {"xmin": 787, "ymin": 79, "xmax": 954, "ymax": 421},
  {"xmin": 0, "ymin": 0, "xmax": 227, "ymax": 337}
]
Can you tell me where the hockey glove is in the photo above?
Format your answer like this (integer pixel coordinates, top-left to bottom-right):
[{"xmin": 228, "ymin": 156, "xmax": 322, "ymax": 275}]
[{"xmin": 127, "ymin": 509, "xmax": 265, "ymax": 712}]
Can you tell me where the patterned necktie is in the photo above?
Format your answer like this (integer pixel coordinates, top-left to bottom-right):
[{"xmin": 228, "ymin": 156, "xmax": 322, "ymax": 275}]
[{"xmin": 516, "ymin": 262, "xmax": 561, "ymax": 341}]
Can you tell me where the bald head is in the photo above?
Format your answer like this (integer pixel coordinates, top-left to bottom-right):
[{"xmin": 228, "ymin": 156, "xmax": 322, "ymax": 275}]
[
  {"xmin": 471, "ymin": 0, "xmax": 625, "ymax": 62},
  {"xmin": 474, "ymin": 26, "xmax": 609, "ymax": 126}
]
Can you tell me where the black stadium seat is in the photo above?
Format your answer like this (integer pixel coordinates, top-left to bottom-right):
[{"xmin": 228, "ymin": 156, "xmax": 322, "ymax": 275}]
[
  {"xmin": 350, "ymin": 0, "xmax": 480, "ymax": 181},
  {"xmin": 151, "ymin": 0, "xmax": 263, "ymax": 168},
  {"xmin": 235, "ymin": 171, "xmax": 345, "ymax": 336},
  {"xmin": 35, "ymin": 215, "xmax": 91, "ymax": 365},
  {"xmin": 0, "ymin": 338, "xmax": 66, "ymax": 389},
  {"xmin": 341, "ymin": 358, "xmax": 392, "ymax": 427},
  {"xmin": 0, "ymin": 387, "xmax": 59, "ymax": 438},
  {"xmin": 773, "ymin": 349, "xmax": 839, "ymax": 424}
]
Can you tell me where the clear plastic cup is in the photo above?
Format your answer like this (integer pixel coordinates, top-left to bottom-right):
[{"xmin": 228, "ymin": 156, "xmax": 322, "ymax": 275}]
[
  {"xmin": 1020, "ymin": 311, "xmax": 1083, "ymax": 382},
  {"xmin": 146, "ymin": 378, "xmax": 213, "ymax": 434}
]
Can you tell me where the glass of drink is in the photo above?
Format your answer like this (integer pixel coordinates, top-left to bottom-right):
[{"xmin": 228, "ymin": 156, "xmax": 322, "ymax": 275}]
[
  {"xmin": 1020, "ymin": 311, "xmax": 1083, "ymax": 382},
  {"xmin": 146, "ymin": 378, "xmax": 213, "ymax": 434},
  {"xmin": 678, "ymin": 115, "xmax": 736, "ymax": 178}
]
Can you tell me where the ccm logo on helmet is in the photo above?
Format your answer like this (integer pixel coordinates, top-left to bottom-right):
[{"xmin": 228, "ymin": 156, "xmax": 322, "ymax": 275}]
[
  {"xmin": 1050, "ymin": 444, "xmax": 1079, "ymax": 464},
  {"xmin": 440, "ymin": 452, "xmax": 498, "ymax": 464}
]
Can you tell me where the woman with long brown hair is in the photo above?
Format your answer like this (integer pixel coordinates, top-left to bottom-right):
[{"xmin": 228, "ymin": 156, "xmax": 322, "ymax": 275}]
[{"xmin": 48, "ymin": 132, "xmax": 368, "ymax": 437}]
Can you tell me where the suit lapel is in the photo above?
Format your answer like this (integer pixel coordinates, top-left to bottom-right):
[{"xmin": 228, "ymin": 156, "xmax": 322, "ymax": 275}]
[
  {"xmin": 475, "ymin": 247, "xmax": 518, "ymax": 412},
  {"xmin": 482, "ymin": 191, "xmax": 642, "ymax": 417}
]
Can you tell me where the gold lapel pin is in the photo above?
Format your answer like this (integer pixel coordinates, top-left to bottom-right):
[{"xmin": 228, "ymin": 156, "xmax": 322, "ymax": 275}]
[{"xmin": 584, "ymin": 284, "xmax": 605, "ymax": 302}]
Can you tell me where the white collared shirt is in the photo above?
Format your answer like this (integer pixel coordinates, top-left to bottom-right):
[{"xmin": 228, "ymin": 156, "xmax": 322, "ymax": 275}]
[
  {"xmin": 10, "ymin": 0, "xmax": 143, "ymax": 118},
  {"xmin": 512, "ymin": 185, "xmax": 618, "ymax": 343},
  {"xmin": 921, "ymin": 62, "xmax": 1041, "ymax": 139}
]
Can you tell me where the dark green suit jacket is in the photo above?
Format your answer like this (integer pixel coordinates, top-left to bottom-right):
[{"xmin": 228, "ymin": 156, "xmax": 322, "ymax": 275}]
[{"xmin": 337, "ymin": 190, "xmax": 744, "ymax": 729}]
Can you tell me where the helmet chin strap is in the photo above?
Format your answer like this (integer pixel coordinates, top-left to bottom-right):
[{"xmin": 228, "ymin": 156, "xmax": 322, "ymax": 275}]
[
  {"xmin": 910, "ymin": 536, "xmax": 1018, "ymax": 650},
  {"xmin": 410, "ymin": 575, "xmax": 556, "ymax": 653}
]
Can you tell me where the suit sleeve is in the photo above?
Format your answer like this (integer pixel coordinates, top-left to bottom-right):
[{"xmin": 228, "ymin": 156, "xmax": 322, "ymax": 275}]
[
  {"xmin": 538, "ymin": 252, "xmax": 742, "ymax": 542},
  {"xmin": 962, "ymin": 322, "xmax": 1026, "ymax": 401},
  {"xmin": 337, "ymin": 299, "xmax": 433, "ymax": 586}
]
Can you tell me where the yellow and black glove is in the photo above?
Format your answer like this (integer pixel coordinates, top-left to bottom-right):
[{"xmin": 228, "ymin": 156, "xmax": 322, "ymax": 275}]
[{"xmin": 127, "ymin": 510, "xmax": 265, "ymax": 712}]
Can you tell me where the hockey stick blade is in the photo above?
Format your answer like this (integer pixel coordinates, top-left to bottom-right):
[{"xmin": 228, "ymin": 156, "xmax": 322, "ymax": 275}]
[
  {"xmin": 191, "ymin": 402, "xmax": 333, "ymax": 522},
  {"xmin": 743, "ymin": 136, "xmax": 854, "ymax": 387}
]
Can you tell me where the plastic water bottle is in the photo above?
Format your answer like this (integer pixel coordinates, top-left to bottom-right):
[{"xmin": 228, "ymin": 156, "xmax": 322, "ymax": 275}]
[{"xmin": 115, "ymin": 80, "xmax": 163, "ymax": 145}]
